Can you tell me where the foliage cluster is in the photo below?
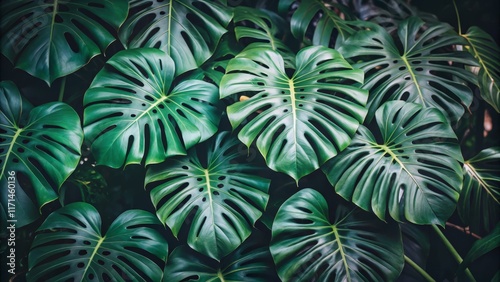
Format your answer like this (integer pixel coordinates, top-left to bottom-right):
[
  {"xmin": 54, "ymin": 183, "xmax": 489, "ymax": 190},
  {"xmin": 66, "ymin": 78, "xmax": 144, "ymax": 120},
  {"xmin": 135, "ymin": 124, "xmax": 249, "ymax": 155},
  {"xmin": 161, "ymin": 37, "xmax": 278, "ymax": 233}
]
[{"xmin": 0, "ymin": 0, "xmax": 499, "ymax": 281}]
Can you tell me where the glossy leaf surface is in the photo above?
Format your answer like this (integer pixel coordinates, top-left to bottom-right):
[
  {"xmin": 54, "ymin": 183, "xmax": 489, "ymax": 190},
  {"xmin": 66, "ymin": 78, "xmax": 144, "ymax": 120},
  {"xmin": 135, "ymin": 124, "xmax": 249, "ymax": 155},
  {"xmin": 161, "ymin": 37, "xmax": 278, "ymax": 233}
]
[
  {"xmin": 340, "ymin": 17, "xmax": 478, "ymax": 122},
  {"xmin": 323, "ymin": 101, "xmax": 464, "ymax": 225},
  {"xmin": 270, "ymin": 188, "xmax": 404, "ymax": 281},
  {"xmin": 84, "ymin": 48, "xmax": 222, "ymax": 168},
  {"xmin": 119, "ymin": 0, "xmax": 232, "ymax": 76},
  {"xmin": 458, "ymin": 147, "xmax": 500, "ymax": 234},
  {"xmin": 0, "ymin": 0, "xmax": 128, "ymax": 85},
  {"xmin": 146, "ymin": 132, "xmax": 270, "ymax": 260},
  {"xmin": 27, "ymin": 203, "xmax": 167, "ymax": 281},
  {"xmin": 0, "ymin": 81, "xmax": 83, "ymax": 227},
  {"xmin": 220, "ymin": 46, "xmax": 367, "ymax": 181},
  {"xmin": 462, "ymin": 26, "xmax": 500, "ymax": 112},
  {"xmin": 164, "ymin": 233, "xmax": 278, "ymax": 281}
]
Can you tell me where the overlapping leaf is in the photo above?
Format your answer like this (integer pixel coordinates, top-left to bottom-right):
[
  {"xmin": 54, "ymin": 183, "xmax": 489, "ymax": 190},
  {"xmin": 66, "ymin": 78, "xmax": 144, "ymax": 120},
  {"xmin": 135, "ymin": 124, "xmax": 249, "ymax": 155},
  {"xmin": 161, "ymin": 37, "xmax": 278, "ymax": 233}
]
[
  {"xmin": 164, "ymin": 232, "xmax": 278, "ymax": 281},
  {"xmin": 27, "ymin": 203, "xmax": 167, "ymax": 281},
  {"xmin": 0, "ymin": 0, "xmax": 128, "ymax": 85},
  {"xmin": 279, "ymin": 0, "xmax": 357, "ymax": 47},
  {"xmin": 0, "ymin": 81, "xmax": 83, "ymax": 227},
  {"xmin": 146, "ymin": 131, "xmax": 270, "ymax": 260},
  {"xmin": 339, "ymin": 17, "xmax": 478, "ymax": 122},
  {"xmin": 84, "ymin": 48, "xmax": 222, "ymax": 168},
  {"xmin": 323, "ymin": 101, "xmax": 464, "ymax": 225},
  {"xmin": 119, "ymin": 0, "xmax": 232, "ymax": 76},
  {"xmin": 270, "ymin": 188, "xmax": 404, "ymax": 281},
  {"xmin": 234, "ymin": 6, "xmax": 295, "ymax": 66},
  {"xmin": 458, "ymin": 147, "xmax": 500, "ymax": 234},
  {"xmin": 220, "ymin": 45, "xmax": 367, "ymax": 181},
  {"xmin": 462, "ymin": 26, "xmax": 500, "ymax": 112}
]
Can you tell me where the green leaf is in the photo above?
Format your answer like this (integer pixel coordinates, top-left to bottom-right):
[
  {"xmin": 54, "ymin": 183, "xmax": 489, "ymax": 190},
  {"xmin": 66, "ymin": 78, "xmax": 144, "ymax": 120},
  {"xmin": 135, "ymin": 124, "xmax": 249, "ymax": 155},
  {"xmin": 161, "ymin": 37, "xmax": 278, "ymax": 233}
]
[
  {"xmin": 339, "ymin": 17, "xmax": 478, "ymax": 123},
  {"xmin": 399, "ymin": 224, "xmax": 431, "ymax": 281},
  {"xmin": 27, "ymin": 202, "xmax": 167, "ymax": 281},
  {"xmin": 323, "ymin": 101, "xmax": 464, "ymax": 225},
  {"xmin": 84, "ymin": 48, "xmax": 222, "ymax": 168},
  {"xmin": 163, "ymin": 232, "xmax": 278, "ymax": 281},
  {"xmin": 457, "ymin": 223, "xmax": 500, "ymax": 276},
  {"xmin": 354, "ymin": 0, "xmax": 438, "ymax": 34},
  {"xmin": 462, "ymin": 26, "xmax": 500, "ymax": 112},
  {"xmin": 270, "ymin": 188, "xmax": 404, "ymax": 281},
  {"xmin": 145, "ymin": 131, "xmax": 270, "ymax": 261},
  {"xmin": 279, "ymin": 0, "xmax": 356, "ymax": 47},
  {"xmin": 119, "ymin": 0, "xmax": 232, "ymax": 76},
  {"xmin": 0, "ymin": 0, "xmax": 128, "ymax": 85},
  {"xmin": 0, "ymin": 81, "xmax": 83, "ymax": 227},
  {"xmin": 234, "ymin": 6, "xmax": 295, "ymax": 66},
  {"xmin": 220, "ymin": 45, "xmax": 367, "ymax": 181},
  {"xmin": 458, "ymin": 147, "xmax": 500, "ymax": 234}
]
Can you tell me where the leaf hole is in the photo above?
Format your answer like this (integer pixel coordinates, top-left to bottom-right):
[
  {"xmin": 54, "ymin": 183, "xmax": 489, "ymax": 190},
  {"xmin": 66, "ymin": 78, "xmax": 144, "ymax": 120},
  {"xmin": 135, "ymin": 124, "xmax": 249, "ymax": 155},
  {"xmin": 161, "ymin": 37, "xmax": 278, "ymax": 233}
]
[{"xmin": 64, "ymin": 32, "xmax": 79, "ymax": 53}]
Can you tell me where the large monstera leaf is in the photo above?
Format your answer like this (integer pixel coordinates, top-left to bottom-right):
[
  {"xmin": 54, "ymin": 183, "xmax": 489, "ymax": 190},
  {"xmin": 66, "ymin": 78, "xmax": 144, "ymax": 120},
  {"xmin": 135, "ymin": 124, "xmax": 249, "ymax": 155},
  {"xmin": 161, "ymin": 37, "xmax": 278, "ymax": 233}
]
[
  {"xmin": 119, "ymin": 0, "xmax": 232, "ymax": 76},
  {"xmin": 279, "ymin": 0, "xmax": 357, "ymax": 48},
  {"xmin": 0, "ymin": 0, "xmax": 128, "ymax": 85},
  {"xmin": 458, "ymin": 147, "xmax": 500, "ymax": 235},
  {"xmin": 145, "ymin": 131, "xmax": 270, "ymax": 260},
  {"xmin": 323, "ymin": 101, "xmax": 464, "ymax": 225},
  {"xmin": 462, "ymin": 26, "xmax": 500, "ymax": 112},
  {"xmin": 0, "ymin": 81, "xmax": 83, "ymax": 227},
  {"xmin": 164, "ymin": 232, "xmax": 278, "ymax": 281},
  {"xmin": 270, "ymin": 188, "xmax": 404, "ymax": 281},
  {"xmin": 220, "ymin": 46, "xmax": 367, "ymax": 182},
  {"xmin": 339, "ymin": 17, "xmax": 478, "ymax": 123},
  {"xmin": 84, "ymin": 48, "xmax": 222, "ymax": 168},
  {"xmin": 27, "ymin": 202, "xmax": 167, "ymax": 281}
]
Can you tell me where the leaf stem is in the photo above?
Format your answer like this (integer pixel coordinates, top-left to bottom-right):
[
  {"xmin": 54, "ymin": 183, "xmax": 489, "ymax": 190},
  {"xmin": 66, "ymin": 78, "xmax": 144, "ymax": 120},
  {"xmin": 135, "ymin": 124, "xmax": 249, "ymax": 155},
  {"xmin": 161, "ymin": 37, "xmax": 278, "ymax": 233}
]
[
  {"xmin": 452, "ymin": 0, "xmax": 462, "ymax": 35},
  {"xmin": 404, "ymin": 255, "xmax": 436, "ymax": 282},
  {"xmin": 432, "ymin": 225, "xmax": 476, "ymax": 281},
  {"xmin": 58, "ymin": 77, "xmax": 66, "ymax": 102}
]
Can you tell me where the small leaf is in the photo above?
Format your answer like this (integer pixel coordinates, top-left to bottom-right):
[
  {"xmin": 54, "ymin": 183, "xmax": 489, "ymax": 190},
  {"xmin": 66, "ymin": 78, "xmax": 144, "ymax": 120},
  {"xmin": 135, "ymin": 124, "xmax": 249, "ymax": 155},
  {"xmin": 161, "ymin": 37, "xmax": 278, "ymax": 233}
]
[
  {"xmin": 0, "ymin": 81, "xmax": 83, "ymax": 227},
  {"xmin": 220, "ymin": 45, "xmax": 367, "ymax": 181},
  {"xmin": 270, "ymin": 188, "xmax": 404, "ymax": 281},
  {"xmin": 27, "ymin": 203, "xmax": 168, "ymax": 281},
  {"xmin": 457, "ymin": 223, "xmax": 500, "ymax": 276},
  {"xmin": 146, "ymin": 131, "xmax": 270, "ymax": 260},
  {"xmin": 323, "ymin": 101, "xmax": 464, "ymax": 225},
  {"xmin": 84, "ymin": 48, "xmax": 222, "ymax": 168}
]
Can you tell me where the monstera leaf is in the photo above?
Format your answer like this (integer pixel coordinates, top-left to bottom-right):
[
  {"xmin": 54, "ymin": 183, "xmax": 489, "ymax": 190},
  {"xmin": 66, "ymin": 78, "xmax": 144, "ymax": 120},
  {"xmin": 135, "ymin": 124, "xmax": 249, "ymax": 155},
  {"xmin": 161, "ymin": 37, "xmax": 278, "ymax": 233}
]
[
  {"xmin": 462, "ymin": 26, "xmax": 500, "ymax": 112},
  {"xmin": 339, "ymin": 17, "xmax": 478, "ymax": 123},
  {"xmin": 0, "ymin": 0, "xmax": 128, "ymax": 85},
  {"xmin": 323, "ymin": 101, "xmax": 464, "ymax": 225},
  {"xmin": 458, "ymin": 147, "xmax": 500, "ymax": 234},
  {"xmin": 457, "ymin": 223, "xmax": 500, "ymax": 276},
  {"xmin": 84, "ymin": 48, "xmax": 222, "ymax": 168},
  {"xmin": 145, "ymin": 131, "xmax": 270, "ymax": 260},
  {"xmin": 270, "ymin": 188, "xmax": 404, "ymax": 281},
  {"xmin": 234, "ymin": 6, "xmax": 294, "ymax": 66},
  {"xmin": 220, "ymin": 45, "xmax": 367, "ymax": 182},
  {"xmin": 119, "ymin": 0, "xmax": 232, "ymax": 76},
  {"xmin": 27, "ymin": 202, "xmax": 167, "ymax": 281},
  {"xmin": 0, "ymin": 81, "xmax": 83, "ymax": 227},
  {"xmin": 164, "ymin": 232, "xmax": 278, "ymax": 281},
  {"xmin": 279, "ymin": 0, "xmax": 357, "ymax": 48}
]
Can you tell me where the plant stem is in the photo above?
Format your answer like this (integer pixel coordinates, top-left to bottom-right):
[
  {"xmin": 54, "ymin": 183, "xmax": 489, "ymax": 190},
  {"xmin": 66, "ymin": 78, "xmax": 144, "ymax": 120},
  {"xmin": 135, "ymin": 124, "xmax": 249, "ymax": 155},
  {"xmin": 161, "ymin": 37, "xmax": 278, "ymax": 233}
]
[
  {"xmin": 452, "ymin": 0, "xmax": 462, "ymax": 35},
  {"xmin": 58, "ymin": 77, "xmax": 67, "ymax": 102},
  {"xmin": 404, "ymin": 255, "xmax": 436, "ymax": 282},
  {"xmin": 432, "ymin": 225, "xmax": 476, "ymax": 281}
]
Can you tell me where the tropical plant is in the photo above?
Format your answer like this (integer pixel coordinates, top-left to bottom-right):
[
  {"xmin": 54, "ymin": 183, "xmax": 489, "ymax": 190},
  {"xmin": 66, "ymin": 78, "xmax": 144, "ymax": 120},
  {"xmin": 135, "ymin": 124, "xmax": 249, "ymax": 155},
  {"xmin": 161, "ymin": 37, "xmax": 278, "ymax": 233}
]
[{"xmin": 0, "ymin": 0, "xmax": 498, "ymax": 281}]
